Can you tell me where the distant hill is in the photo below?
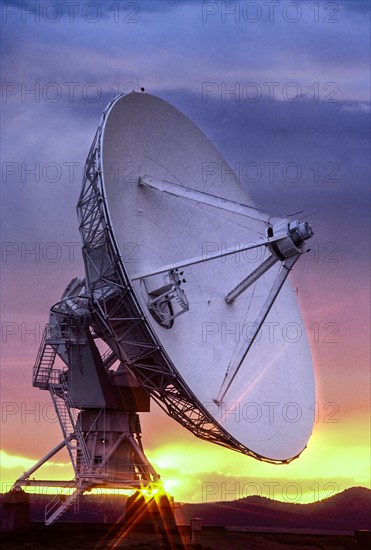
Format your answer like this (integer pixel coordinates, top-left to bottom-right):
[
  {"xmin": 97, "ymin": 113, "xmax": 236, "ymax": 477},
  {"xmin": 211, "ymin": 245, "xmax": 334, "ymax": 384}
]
[
  {"xmin": 1, "ymin": 486, "xmax": 370, "ymax": 532},
  {"xmin": 175, "ymin": 486, "xmax": 371, "ymax": 532}
]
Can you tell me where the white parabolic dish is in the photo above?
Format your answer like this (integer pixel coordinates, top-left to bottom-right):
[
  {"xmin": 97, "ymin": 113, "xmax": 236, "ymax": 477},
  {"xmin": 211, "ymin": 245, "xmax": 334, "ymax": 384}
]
[{"xmin": 99, "ymin": 92, "xmax": 315, "ymax": 462}]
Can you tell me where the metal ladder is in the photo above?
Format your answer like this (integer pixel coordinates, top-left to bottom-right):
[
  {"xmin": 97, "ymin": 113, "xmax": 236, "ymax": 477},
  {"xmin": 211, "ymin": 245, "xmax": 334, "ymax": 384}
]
[
  {"xmin": 45, "ymin": 484, "xmax": 89, "ymax": 526},
  {"xmin": 32, "ymin": 325, "xmax": 57, "ymax": 388},
  {"xmin": 49, "ymin": 378, "xmax": 92, "ymax": 476}
]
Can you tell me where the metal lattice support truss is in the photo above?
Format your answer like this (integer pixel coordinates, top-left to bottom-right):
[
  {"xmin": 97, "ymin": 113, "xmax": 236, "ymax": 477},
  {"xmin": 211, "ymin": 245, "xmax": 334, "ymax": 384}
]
[{"xmin": 76, "ymin": 96, "xmax": 295, "ymax": 466}]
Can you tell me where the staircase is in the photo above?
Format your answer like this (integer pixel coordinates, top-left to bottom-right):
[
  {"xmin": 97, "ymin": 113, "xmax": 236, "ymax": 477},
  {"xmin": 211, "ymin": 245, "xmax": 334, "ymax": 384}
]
[
  {"xmin": 49, "ymin": 377, "xmax": 92, "ymax": 476},
  {"xmin": 32, "ymin": 325, "xmax": 58, "ymax": 388},
  {"xmin": 32, "ymin": 323, "xmax": 92, "ymax": 475},
  {"xmin": 102, "ymin": 348, "xmax": 118, "ymax": 369},
  {"xmin": 32, "ymin": 323, "xmax": 96, "ymax": 526},
  {"xmin": 45, "ymin": 484, "xmax": 89, "ymax": 525}
]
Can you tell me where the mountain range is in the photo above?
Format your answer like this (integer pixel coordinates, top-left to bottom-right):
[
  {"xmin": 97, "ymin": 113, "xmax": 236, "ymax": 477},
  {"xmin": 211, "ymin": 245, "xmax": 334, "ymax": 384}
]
[
  {"xmin": 175, "ymin": 486, "xmax": 371, "ymax": 532},
  {"xmin": 1, "ymin": 486, "xmax": 370, "ymax": 533}
]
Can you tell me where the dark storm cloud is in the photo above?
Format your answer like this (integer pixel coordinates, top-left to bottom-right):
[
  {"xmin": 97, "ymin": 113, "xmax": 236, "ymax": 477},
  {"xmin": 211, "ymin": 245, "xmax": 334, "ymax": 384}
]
[
  {"xmin": 1, "ymin": 0, "xmax": 369, "ymax": 316},
  {"xmin": 1, "ymin": 0, "xmax": 369, "ymax": 101}
]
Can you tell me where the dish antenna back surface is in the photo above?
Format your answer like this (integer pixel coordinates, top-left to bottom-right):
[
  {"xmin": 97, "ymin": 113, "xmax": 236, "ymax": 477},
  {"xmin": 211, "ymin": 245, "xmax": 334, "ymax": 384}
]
[{"xmin": 13, "ymin": 92, "xmax": 315, "ymax": 524}]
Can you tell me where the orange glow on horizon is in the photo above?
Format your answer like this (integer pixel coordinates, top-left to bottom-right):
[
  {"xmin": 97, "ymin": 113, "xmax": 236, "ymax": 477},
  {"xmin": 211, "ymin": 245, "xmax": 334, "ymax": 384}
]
[{"xmin": 2, "ymin": 421, "xmax": 370, "ymax": 505}]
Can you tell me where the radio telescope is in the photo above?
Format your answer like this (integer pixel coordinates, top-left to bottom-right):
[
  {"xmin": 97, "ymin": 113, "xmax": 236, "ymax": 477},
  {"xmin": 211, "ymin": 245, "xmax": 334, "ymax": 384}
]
[{"xmin": 12, "ymin": 92, "xmax": 315, "ymax": 525}]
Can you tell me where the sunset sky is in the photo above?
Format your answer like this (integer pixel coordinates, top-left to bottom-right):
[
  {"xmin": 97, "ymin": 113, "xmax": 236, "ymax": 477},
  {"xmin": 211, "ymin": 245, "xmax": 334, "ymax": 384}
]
[{"xmin": 1, "ymin": 0, "xmax": 370, "ymax": 504}]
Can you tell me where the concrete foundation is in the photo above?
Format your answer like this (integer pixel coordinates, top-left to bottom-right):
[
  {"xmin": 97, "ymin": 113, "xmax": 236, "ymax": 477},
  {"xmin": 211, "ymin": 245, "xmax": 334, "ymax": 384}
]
[{"xmin": 2, "ymin": 488, "xmax": 31, "ymax": 531}]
